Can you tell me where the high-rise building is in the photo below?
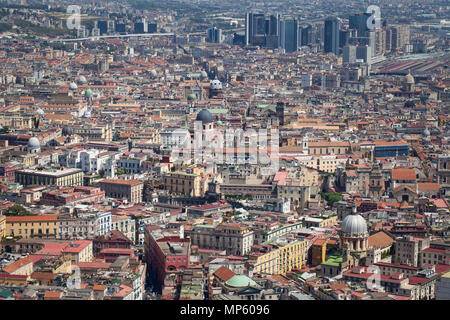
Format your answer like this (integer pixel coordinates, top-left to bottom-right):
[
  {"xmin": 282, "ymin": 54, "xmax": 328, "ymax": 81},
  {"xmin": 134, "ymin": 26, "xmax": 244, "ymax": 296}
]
[
  {"xmin": 281, "ymin": 19, "xmax": 298, "ymax": 52},
  {"xmin": 207, "ymin": 27, "xmax": 222, "ymax": 43},
  {"xmin": 389, "ymin": 25, "xmax": 410, "ymax": 51},
  {"xmin": 343, "ymin": 45, "xmax": 357, "ymax": 64},
  {"xmin": 349, "ymin": 12, "xmax": 371, "ymax": 37},
  {"xmin": 245, "ymin": 12, "xmax": 253, "ymax": 45},
  {"xmin": 107, "ymin": 20, "xmax": 115, "ymax": 34},
  {"xmin": 97, "ymin": 20, "xmax": 108, "ymax": 35},
  {"xmin": 134, "ymin": 18, "xmax": 148, "ymax": 34},
  {"xmin": 339, "ymin": 29, "xmax": 350, "ymax": 48},
  {"xmin": 245, "ymin": 12, "xmax": 280, "ymax": 48},
  {"xmin": 269, "ymin": 14, "xmax": 279, "ymax": 36},
  {"xmin": 356, "ymin": 45, "xmax": 372, "ymax": 64},
  {"xmin": 324, "ymin": 17, "xmax": 340, "ymax": 55},
  {"xmin": 300, "ymin": 24, "xmax": 312, "ymax": 46},
  {"xmin": 116, "ymin": 23, "xmax": 126, "ymax": 33},
  {"xmin": 148, "ymin": 23, "xmax": 157, "ymax": 33}
]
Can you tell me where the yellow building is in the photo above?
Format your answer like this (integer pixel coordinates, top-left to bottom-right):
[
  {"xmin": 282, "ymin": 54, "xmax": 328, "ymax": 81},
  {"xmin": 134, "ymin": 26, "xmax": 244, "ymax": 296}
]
[
  {"xmin": 0, "ymin": 214, "xmax": 5, "ymax": 239},
  {"xmin": 298, "ymin": 167, "xmax": 320, "ymax": 187},
  {"xmin": 2, "ymin": 256, "xmax": 33, "ymax": 276},
  {"xmin": 308, "ymin": 141, "xmax": 351, "ymax": 155},
  {"xmin": 253, "ymin": 239, "xmax": 307, "ymax": 275},
  {"xmin": 15, "ymin": 168, "xmax": 84, "ymax": 187},
  {"xmin": 19, "ymin": 154, "xmax": 35, "ymax": 167},
  {"xmin": 5, "ymin": 214, "xmax": 59, "ymax": 239},
  {"xmin": 163, "ymin": 171, "xmax": 206, "ymax": 197},
  {"xmin": 62, "ymin": 240, "xmax": 93, "ymax": 264},
  {"xmin": 303, "ymin": 214, "xmax": 338, "ymax": 228}
]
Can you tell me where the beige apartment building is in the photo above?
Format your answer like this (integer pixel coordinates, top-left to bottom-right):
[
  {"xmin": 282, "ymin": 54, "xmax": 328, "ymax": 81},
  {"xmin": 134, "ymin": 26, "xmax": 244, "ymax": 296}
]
[
  {"xmin": 163, "ymin": 171, "xmax": 206, "ymax": 197},
  {"xmin": 185, "ymin": 223, "xmax": 254, "ymax": 256},
  {"xmin": 99, "ymin": 179, "xmax": 144, "ymax": 203},
  {"xmin": 111, "ymin": 215, "xmax": 136, "ymax": 244}
]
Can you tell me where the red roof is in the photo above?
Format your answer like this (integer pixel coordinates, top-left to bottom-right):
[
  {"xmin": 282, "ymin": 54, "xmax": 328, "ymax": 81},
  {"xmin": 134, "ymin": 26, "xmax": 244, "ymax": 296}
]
[
  {"xmin": 213, "ymin": 266, "xmax": 235, "ymax": 282},
  {"xmin": 392, "ymin": 169, "xmax": 416, "ymax": 180}
]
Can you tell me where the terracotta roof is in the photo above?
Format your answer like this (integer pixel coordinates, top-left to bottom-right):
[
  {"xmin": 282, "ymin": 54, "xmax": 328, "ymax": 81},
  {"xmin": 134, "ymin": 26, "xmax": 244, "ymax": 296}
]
[
  {"xmin": 31, "ymin": 272, "xmax": 57, "ymax": 280},
  {"xmin": 368, "ymin": 231, "xmax": 395, "ymax": 249},
  {"xmin": 44, "ymin": 291, "xmax": 61, "ymax": 299},
  {"xmin": 417, "ymin": 182, "xmax": 440, "ymax": 192},
  {"xmin": 2, "ymin": 257, "xmax": 33, "ymax": 274},
  {"xmin": 99, "ymin": 179, "xmax": 143, "ymax": 186},
  {"xmin": 393, "ymin": 185, "xmax": 417, "ymax": 194},
  {"xmin": 213, "ymin": 266, "xmax": 235, "ymax": 282},
  {"xmin": 93, "ymin": 284, "xmax": 106, "ymax": 291},
  {"xmin": 6, "ymin": 215, "xmax": 58, "ymax": 222},
  {"xmin": 392, "ymin": 169, "xmax": 416, "ymax": 181}
]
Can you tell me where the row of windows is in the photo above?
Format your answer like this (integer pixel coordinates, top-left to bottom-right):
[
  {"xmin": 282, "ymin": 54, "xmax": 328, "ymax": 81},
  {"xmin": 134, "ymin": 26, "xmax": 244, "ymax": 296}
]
[{"xmin": 12, "ymin": 228, "xmax": 56, "ymax": 235}]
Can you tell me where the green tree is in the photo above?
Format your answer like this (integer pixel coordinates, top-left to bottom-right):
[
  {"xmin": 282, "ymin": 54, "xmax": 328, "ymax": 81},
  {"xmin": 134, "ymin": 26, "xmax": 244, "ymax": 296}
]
[
  {"xmin": 115, "ymin": 169, "xmax": 126, "ymax": 175},
  {"xmin": 2, "ymin": 205, "xmax": 32, "ymax": 216},
  {"xmin": 320, "ymin": 192, "xmax": 343, "ymax": 207}
]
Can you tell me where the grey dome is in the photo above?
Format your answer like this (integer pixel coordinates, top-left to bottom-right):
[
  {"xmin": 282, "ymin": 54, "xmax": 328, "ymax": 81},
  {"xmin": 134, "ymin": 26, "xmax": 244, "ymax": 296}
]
[
  {"xmin": 28, "ymin": 137, "xmax": 40, "ymax": 149},
  {"xmin": 196, "ymin": 109, "xmax": 213, "ymax": 123},
  {"xmin": 36, "ymin": 108, "xmax": 45, "ymax": 116},
  {"xmin": 62, "ymin": 126, "xmax": 73, "ymax": 136},
  {"xmin": 423, "ymin": 128, "xmax": 430, "ymax": 136},
  {"xmin": 150, "ymin": 70, "xmax": 157, "ymax": 77},
  {"xmin": 341, "ymin": 213, "xmax": 367, "ymax": 234},
  {"xmin": 69, "ymin": 82, "xmax": 78, "ymax": 90},
  {"xmin": 201, "ymin": 71, "xmax": 208, "ymax": 78},
  {"xmin": 210, "ymin": 79, "xmax": 222, "ymax": 90},
  {"xmin": 78, "ymin": 75, "xmax": 87, "ymax": 84}
]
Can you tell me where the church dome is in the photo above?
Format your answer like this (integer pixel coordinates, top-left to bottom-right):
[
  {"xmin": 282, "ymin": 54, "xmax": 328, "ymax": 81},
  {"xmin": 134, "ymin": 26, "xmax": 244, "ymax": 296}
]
[
  {"xmin": 69, "ymin": 82, "xmax": 78, "ymax": 90},
  {"xmin": 36, "ymin": 108, "xmax": 45, "ymax": 116},
  {"xmin": 62, "ymin": 126, "xmax": 73, "ymax": 136},
  {"xmin": 85, "ymin": 88, "xmax": 93, "ymax": 98},
  {"xmin": 78, "ymin": 75, "xmax": 87, "ymax": 84},
  {"xmin": 225, "ymin": 275, "xmax": 257, "ymax": 288},
  {"xmin": 210, "ymin": 79, "xmax": 222, "ymax": 90},
  {"xmin": 200, "ymin": 71, "xmax": 208, "ymax": 78},
  {"xmin": 196, "ymin": 109, "xmax": 213, "ymax": 124},
  {"xmin": 150, "ymin": 70, "xmax": 157, "ymax": 77},
  {"xmin": 423, "ymin": 128, "xmax": 430, "ymax": 137},
  {"xmin": 28, "ymin": 137, "xmax": 40, "ymax": 150},
  {"xmin": 341, "ymin": 213, "xmax": 367, "ymax": 234},
  {"xmin": 187, "ymin": 93, "xmax": 196, "ymax": 101}
]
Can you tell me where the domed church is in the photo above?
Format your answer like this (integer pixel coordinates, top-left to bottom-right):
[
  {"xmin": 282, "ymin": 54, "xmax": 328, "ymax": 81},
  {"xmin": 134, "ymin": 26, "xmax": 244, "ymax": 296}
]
[
  {"xmin": 339, "ymin": 204, "xmax": 369, "ymax": 254},
  {"xmin": 196, "ymin": 109, "xmax": 214, "ymax": 131}
]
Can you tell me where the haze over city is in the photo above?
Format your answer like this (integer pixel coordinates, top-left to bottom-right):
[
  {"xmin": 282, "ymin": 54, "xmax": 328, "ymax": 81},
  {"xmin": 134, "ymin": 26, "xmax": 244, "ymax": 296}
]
[{"xmin": 0, "ymin": 0, "xmax": 448, "ymax": 305}]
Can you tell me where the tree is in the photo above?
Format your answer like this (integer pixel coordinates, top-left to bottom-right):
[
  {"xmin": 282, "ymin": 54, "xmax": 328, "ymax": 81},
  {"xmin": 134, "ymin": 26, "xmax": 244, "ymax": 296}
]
[
  {"xmin": 2, "ymin": 205, "xmax": 32, "ymax": 216},
  {"xmin": 320, "ymin": 192, "xmax": 343, "ymax": 207},
  {"xmin": 116, "ymin": 169, "xmax": 126, "ymax": 175}
]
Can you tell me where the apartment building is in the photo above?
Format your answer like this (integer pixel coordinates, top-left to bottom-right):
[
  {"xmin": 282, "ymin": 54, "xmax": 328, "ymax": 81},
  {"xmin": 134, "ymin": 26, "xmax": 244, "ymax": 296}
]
[
  {"xmin": 99, "ymin": 179, "xmax": 144, "ymax": 203},
  {"xmin": 185, "ymin": 223, "xmax": 254, "ymax": 256},
  {"xmin": 6, "ymin": 215, "xmax": 59, "ymax": 239},
  {"xmin": 252, "ymin": 239, "xmax": 308, "ymax": 275}
]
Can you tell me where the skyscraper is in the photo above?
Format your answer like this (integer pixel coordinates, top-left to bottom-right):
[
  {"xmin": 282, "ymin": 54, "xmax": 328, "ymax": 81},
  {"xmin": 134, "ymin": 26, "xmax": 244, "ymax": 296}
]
[
  {"xmin": 245, "ymin": 12, "xmax": 279, "ymax": 47},
  {"xmin": 349, "ymin": 13, "xmax": 371, "ymax": 37},
  {"xmin": 245, "ymin": 13, "xmax": 253, "ymax": 45},
  {"xmin": 281, "ymin": 19, "xmax": 299, "ymax": 52},
  {"xmin": 207, "ymin": 27, "xmax": 222, "ymax": 43},
  {"xmin": 300, "ymin": 24, "xmax": 312, "ymax": 46},
  {"xmin": 324, "ymin": 17, "xmax": 340, "ymax": 55},
  {"xmin": 97, "ymin": 20, "xmax": 108, "ymax": 35}
]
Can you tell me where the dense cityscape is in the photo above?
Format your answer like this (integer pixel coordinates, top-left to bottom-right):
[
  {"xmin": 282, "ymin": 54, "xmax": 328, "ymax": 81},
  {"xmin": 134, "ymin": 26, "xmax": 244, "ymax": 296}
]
[{"xmin": 0, "ymin": 0, "xmax": 448, "ymax": 303}]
